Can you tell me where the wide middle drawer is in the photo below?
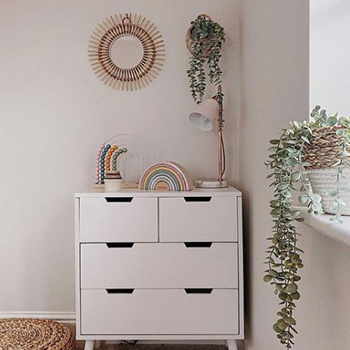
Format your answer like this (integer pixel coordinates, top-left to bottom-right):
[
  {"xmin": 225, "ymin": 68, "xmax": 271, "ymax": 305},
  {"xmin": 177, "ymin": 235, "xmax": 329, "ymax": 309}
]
[{"xmin": 81, "ymin": 243, "xmax": 238, "ymax": 289}]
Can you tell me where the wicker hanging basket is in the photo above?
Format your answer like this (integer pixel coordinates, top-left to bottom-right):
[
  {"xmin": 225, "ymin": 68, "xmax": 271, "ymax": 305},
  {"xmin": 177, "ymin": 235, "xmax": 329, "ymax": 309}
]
[
  {"xmin": 303, "ymin": 126, "xmax": 350, "ymax": 215},
  {"xmin": 0, "ymin": 318, "xmax": 75, "ymax": 350},
  {"xmin": 186, "ymin": 14, "xmax": 212, "ymax": 58}
]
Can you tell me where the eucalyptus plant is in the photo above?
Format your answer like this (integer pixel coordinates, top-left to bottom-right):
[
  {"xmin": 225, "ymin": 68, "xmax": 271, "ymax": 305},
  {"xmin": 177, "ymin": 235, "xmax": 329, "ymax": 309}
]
[
  {"xmin": 265, "ymin": 106, "xmax": 350, "ymax": 349},
  {"xmin": 187, "ymin": 16, "xmax": 225, "ymax": 102}
]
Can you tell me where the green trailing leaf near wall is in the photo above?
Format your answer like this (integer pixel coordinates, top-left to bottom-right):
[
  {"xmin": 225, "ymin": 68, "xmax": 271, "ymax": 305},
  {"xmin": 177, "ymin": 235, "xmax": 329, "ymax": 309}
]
[{"xmin": 265, "ymin": 106, "xmax": 350, "ymax": 349}]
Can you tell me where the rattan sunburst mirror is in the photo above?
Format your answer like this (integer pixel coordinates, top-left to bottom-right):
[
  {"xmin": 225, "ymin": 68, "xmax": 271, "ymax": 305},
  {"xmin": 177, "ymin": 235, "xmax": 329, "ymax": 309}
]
[{"xmin": 89, "ymin": 13, "xmax": 165, "ymax": 91}]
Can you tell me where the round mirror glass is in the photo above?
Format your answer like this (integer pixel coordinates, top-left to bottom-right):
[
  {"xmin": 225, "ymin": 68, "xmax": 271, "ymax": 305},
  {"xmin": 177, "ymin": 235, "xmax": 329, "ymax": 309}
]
[{"xmin": 110, "ymin": 35, "xmax": 144, "ymax": 69}]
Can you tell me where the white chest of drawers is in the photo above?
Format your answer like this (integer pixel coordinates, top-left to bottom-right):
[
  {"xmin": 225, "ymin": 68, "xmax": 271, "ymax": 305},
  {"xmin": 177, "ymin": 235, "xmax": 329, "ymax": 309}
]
[{"xmin": 75, "ymin": 188, "xmax": 244, "ymax": 350}]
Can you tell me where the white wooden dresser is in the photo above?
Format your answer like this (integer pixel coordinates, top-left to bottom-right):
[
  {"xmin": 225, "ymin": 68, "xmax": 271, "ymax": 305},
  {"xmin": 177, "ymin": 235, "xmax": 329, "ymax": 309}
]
[{"xmin": 75, "ymin": 187, "xmax": 244, "ymax": 350}]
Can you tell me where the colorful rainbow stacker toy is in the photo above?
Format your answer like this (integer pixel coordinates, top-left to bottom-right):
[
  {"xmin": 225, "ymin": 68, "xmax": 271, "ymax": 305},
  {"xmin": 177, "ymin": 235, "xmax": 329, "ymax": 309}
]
[
  {"xmin": 139, "ymin": 161, "xmax": 193, "ymax": 191},
  {"xmin": 95, "ymin": 143, "xmax": 127, "ymax": 185}
]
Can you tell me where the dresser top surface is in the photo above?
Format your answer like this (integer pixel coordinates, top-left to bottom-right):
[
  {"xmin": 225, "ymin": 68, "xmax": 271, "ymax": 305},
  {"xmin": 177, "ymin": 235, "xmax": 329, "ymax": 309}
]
[{"xmin": 75, "ymin": 186, "xmax": 241, "ymax": 198}]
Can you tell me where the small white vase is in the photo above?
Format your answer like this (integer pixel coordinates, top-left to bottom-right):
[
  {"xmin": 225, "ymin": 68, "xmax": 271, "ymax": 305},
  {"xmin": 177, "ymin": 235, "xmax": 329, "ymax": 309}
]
[
  {"xmin": 307, "ymin": 169, "xmax": 350, "ymax": 215},
  {"xmin": 104, "ymin": 179, "xmax": 122, "ymax": 192}
]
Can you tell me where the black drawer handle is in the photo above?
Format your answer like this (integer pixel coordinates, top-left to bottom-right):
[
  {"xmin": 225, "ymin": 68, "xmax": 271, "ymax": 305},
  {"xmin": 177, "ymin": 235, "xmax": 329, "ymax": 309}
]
[
  {"xmin": 106, "ymin": 243, "xmax": 134, "ymax": 248},
  {"xmin": 107, "ymin": 289, "xmax": 134, "ymax": 294},
  {"xmin": 105, "ymin": 197, "xmax": 133, "ymax": 203},
  {"xmin": 185, "ymin": 289, "xmax": 213, "ymax": 294},
  {"xmin": 184, "ymin": 242, "xmax": 212, "ymax": 248},
  {"xmin": 184, "ymin": 197, "xmax": 212, "ymax": 202}
]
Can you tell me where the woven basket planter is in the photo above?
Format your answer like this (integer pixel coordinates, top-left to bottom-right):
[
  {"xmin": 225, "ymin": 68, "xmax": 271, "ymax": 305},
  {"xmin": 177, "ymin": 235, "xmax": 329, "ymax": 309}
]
[
  {"xmin": 303, "ymin": 126, "xmax": 350, "ymax": 215},
  {"xmin": 0, "ymin": 318, "xmax": 75, "ymax": 350},
  {"xmin": 303, "ymin": 126, "xmax": 349, "ymax": 169}
]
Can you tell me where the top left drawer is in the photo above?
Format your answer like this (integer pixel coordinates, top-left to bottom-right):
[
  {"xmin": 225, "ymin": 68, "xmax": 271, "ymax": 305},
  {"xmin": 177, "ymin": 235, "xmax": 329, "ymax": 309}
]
[{"xmin": 79, "ymin": 197, "xmax": 158, "ymax": 243}]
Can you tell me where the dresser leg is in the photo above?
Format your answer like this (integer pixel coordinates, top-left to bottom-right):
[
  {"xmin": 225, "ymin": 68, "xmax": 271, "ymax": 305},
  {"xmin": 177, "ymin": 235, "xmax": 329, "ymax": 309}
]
[
  {"xmin": 226, "ymin": 339, "xmax": 238, "ymax": 350},
  {"xmin": 84, "ymin": 340, "xmax": 94, "ymax": 350}
]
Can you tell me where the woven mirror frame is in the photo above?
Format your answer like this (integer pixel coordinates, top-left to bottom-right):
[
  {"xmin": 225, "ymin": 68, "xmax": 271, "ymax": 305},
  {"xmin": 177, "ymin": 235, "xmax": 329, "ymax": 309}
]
[{"xmin": 89, "ymin": 13, "xmax": 165, "ymax": 91}]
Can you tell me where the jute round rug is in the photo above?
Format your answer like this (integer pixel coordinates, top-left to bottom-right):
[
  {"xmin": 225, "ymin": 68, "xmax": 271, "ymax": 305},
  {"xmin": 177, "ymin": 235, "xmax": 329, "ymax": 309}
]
[{"xmin": 0, "ymin": 318, "xmax": 75, "ymax": 350}]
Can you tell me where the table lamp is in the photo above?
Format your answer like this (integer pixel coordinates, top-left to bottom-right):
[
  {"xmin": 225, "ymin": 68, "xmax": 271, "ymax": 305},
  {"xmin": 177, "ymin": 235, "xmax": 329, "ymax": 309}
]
[{"xmin": 189, "ymin": 87, "xmax": 228, "ymax": 188}]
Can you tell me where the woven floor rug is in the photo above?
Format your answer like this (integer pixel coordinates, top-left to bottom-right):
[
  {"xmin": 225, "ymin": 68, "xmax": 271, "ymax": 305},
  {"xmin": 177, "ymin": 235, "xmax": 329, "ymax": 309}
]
[{"xmin": 0, "ymin": 318, "xmax": 75, "ymax": 349}]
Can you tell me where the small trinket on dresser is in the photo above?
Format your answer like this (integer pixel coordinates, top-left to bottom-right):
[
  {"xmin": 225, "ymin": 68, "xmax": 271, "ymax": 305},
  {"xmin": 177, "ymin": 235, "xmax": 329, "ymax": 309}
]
[{"xmin": 104, "ymin": 171, "xmax": 123, "ymax": 192}]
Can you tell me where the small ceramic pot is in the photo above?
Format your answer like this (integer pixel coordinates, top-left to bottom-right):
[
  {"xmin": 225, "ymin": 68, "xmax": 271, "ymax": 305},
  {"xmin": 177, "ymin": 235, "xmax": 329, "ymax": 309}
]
[
  {"xmin": 104, "ymin": 179, "xmax": 122, "ymax": 192},
  {"xmin": 307, "ymin": 169, "xmax": 350, "ymax": 215}
]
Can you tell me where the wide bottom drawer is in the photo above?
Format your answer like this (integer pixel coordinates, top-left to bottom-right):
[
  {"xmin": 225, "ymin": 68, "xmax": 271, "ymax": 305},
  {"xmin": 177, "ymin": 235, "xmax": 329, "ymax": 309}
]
[{"xmin": 81, "ymin": 289, "xmax": 239, "ymax": 335}]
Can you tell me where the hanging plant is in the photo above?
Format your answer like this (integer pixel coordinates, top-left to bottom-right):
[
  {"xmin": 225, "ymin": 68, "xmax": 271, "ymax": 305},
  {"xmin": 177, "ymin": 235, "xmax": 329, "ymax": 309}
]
[
  {"xmin": 186, "ymin": 15, "xmax": 225, "ymax": 102},
  {"xmin": 265, "ymin": 106, "xmax": 350, "ymax": 349}
]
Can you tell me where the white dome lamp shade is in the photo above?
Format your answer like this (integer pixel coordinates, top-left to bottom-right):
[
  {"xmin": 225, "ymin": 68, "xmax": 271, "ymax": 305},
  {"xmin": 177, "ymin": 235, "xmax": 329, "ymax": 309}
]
[
  {"xmin": 189, "ymin": 98, "xmax": 219, "ymax": 132},
  {"xmin": 188, "ymin": 98, "xmax": 228, "ymax": 189}
]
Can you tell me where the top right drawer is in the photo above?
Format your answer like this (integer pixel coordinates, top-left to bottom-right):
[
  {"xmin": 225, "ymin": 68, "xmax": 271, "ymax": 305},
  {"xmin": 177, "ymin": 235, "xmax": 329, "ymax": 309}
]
[{"xmin": 159, "ymin": 196, "xmax": 238, "ymax": 242}]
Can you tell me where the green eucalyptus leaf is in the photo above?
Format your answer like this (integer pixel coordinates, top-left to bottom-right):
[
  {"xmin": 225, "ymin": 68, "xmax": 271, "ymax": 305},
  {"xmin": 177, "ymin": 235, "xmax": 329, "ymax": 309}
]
[
  {"xmin": 336, "ymin": 198, "xmax": 347, "ymax": 206},
  {"xmin": 277, "ymin": 319, "xmax": 288, "ymax": 330},
  {"xmin": 311, "ymin": 193, "xmax": 322, "ymax": 202},
  {"xmin": 263, "ymin": 275, "xmax": 273, "ymax": 282},
  {"xmin": 301, "ymin": 136, "xmax": 310, "ymax": 144},
  {"xmin": 273, "ymin": 323, "xmax": 283, "ymax": 333},
  {"xmin": 292, "ymin": 291, "xmax": 301, "ymax": 300},
  {"xmin": 327, "ymin": 190, "xmax": 338, "ymax": 197},
  {"xmin": 302, "ymin": 162, "xmax": 312, "ymax": 167},
  {"xmin": 284, "ymin": 317, "xmax": 296, "ymax": 326},
  {"xmin": 291, "ymin": 172, "xmax": 301, "ymax": 182},
  {"xmin": 279, "ymin": 293, "xmax": 288, "ymax": 301},
  {"xmin": 336, "ymin": 129, "xmax": 346, "ymax": 137},
  {"xmin": 268, "ymin": 269, "xmax": 279, "ymax": 277},
  {"xmin": 298, "ymin": 195, "xmax": 309, "ymax": 204},
  {"xmin": 285, "ymin": 333, "xmax": 294, "ymax": 340},
  {"xmin": 326, "ymin": 117, "xmax": 337, "ymax": 127}
]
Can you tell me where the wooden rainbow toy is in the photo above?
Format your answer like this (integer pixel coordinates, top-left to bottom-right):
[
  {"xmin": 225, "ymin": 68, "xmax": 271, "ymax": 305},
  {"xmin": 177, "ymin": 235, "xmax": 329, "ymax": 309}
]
[{"xmin": 139, "ymin": 162, "xmax": 193, "ymax": 191}]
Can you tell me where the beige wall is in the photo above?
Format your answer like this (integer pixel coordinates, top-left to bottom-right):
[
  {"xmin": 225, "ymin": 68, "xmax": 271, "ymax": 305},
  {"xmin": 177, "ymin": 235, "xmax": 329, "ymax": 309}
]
[
  {"xmin": 239, "ymin": 0, "xmax": 309, "ymax": 349},
  {"xmin": 297, "ymin": 226, "xmax": 350, "ymax": 349},
  {"xmin": 0, "ymin": 0, "xmax": 239, "ymax": 314}
]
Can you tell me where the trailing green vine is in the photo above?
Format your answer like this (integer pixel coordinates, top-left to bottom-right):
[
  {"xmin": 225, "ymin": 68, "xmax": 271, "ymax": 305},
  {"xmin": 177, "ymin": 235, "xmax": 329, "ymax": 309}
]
[
  {"xmin": 265, "ymin": 106, "xmax": 350, "ymax": 349},
  {"xmin": 187, "ymin": 15, "xmax": 225, "ymax": 102}
]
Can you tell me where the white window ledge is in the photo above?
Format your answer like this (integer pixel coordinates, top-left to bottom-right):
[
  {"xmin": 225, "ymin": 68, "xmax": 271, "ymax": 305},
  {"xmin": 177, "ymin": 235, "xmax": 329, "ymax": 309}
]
[{"xmin": 296, "ymin": 207, "xmax": 350, "ymax": 246}]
